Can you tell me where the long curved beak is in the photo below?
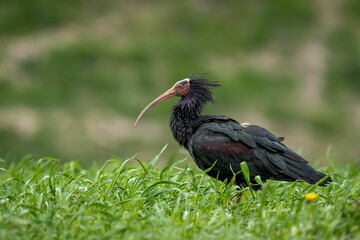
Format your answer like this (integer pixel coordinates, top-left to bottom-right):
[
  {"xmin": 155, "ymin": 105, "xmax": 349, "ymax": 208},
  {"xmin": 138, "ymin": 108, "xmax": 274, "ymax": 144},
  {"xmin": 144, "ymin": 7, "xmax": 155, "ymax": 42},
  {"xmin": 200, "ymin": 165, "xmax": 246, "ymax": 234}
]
[{"xmin": 134, "ymin": 87, "xmax": 176, "ymax": 127}]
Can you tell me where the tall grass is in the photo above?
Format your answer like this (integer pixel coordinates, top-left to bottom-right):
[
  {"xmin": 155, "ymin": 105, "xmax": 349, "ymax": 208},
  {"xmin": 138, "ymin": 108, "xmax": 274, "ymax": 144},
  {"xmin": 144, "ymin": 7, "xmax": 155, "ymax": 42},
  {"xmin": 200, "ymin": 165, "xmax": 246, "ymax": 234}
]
[{"xmin": 0, "ymin": 148, "xmax": 359, "ymax": 239}]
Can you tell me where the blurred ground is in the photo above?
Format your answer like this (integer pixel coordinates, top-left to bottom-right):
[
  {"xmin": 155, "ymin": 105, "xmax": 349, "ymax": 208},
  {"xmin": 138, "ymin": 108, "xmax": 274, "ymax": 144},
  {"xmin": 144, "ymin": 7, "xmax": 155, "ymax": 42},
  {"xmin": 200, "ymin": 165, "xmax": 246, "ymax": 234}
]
[{"xmin": 0, "ymin": 1, "xmax": 359, "ymax": 165}]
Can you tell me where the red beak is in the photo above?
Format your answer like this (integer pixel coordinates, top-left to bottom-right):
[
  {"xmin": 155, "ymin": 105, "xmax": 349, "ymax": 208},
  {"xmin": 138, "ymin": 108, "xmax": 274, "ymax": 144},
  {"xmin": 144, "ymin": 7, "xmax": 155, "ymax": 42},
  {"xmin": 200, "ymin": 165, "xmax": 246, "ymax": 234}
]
[{"xmin": 134, "ymin": 87, "xmax": 176, "ymax": 127}]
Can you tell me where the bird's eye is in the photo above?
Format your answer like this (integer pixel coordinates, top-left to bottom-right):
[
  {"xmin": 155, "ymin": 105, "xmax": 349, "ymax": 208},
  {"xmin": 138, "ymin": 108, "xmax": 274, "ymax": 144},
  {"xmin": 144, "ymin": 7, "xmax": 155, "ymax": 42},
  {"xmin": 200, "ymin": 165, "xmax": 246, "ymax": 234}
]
[
  {"xmin": 175, "ymin": 80, "xmax": 188, "ymax": 88},
  {"xmin": 175, "ymin": 78, "xmax": 189, "ymax": 86}
]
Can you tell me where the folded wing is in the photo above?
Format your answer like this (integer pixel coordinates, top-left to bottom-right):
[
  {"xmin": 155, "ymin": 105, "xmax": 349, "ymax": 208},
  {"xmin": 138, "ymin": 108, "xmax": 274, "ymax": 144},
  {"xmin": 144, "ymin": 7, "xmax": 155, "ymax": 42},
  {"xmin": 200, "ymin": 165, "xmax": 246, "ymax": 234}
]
[{"xmin": 188, "ymin": 118, "xmax": 331, "ymax": 186}]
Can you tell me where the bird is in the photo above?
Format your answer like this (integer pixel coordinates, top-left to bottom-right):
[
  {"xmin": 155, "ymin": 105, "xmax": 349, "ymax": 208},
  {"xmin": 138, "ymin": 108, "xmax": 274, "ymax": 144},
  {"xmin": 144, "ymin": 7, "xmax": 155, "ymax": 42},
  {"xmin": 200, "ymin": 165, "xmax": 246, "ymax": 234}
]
[{"xmin": 134, "ymin": 74, "xmax": 331, "ymax": 190}]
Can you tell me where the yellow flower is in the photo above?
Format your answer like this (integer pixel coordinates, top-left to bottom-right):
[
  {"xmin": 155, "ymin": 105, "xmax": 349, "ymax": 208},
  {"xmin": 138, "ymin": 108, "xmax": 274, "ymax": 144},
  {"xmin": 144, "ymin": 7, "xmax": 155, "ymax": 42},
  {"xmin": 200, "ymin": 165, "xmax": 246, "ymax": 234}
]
[{"xmin": 305, "ymin": 192, "xmax": 318, "ymax": 202}]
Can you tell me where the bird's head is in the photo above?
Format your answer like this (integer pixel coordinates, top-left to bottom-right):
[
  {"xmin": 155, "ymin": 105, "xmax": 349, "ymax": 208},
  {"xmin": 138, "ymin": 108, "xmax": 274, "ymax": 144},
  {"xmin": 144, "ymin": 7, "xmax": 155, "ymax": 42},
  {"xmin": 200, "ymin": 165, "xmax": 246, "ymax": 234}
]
[
  {"xmin": 172, "ymin": 78, "xmax": 192, "ymax": 97},
  {"xmin": 134, "ymin": 75, "xmax": 219, "ymax": 127}
]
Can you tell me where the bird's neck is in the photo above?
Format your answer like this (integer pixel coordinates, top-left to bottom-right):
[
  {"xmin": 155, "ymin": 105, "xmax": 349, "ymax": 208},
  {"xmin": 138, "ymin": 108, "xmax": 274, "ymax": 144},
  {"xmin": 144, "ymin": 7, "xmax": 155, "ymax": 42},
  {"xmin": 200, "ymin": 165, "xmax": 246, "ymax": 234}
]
[{"xmin": 170, "ymin": 102, "xmax": 201, "ymax": 148}]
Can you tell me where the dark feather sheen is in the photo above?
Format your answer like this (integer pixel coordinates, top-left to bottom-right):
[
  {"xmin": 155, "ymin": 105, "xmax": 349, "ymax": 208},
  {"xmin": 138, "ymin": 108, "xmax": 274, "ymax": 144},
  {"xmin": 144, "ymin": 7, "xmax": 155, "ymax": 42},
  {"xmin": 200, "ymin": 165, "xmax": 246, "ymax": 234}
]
[
  {"xmin": 178, "ymin": 74, "xmax": 220, "ymax": 115},
  {"xmin": 169, "ymin": 75, "xmax": 331, "ymax": 188}
]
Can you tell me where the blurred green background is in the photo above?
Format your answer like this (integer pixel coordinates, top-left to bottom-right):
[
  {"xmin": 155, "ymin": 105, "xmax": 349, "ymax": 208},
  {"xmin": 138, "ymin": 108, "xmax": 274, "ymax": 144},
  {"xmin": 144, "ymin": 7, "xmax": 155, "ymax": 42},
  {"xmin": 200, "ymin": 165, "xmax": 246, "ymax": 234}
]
[{"xmin": 1, "ymin": 1, "xmax": 359, "ymax": 165}]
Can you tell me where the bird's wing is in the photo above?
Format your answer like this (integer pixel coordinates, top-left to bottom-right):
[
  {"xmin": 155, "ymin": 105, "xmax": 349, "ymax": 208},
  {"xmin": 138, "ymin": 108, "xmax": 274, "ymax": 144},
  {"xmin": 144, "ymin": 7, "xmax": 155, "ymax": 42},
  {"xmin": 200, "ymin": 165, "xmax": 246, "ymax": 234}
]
[{"xmin": 188, "ymin": 119, "xmax": 328, "ymax": 184}]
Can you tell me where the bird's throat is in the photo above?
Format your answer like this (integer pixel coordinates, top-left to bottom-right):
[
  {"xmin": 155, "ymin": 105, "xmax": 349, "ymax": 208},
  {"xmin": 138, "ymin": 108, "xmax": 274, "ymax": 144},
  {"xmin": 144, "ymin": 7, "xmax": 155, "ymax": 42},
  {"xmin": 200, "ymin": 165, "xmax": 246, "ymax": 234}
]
[{"xmin": 170, "ymin": 104, "xmax": 199, "ymax": 148}]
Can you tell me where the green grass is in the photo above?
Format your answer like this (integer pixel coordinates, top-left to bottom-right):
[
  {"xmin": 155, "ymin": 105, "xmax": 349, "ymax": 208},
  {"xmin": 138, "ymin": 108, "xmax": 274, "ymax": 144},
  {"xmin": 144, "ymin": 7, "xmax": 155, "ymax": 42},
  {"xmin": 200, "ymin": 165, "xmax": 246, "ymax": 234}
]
[{"xmin": 1, "ymin": 147, "xmax": 359, "ymax": 240}]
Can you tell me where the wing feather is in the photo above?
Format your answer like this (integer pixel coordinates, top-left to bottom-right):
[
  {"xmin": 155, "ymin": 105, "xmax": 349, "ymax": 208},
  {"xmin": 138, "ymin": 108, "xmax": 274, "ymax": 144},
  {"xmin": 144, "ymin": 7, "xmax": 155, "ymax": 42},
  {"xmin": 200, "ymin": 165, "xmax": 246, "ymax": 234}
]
[{"xmin": 188, "ymin": 119, "xmax": 331, "ymax": 186}]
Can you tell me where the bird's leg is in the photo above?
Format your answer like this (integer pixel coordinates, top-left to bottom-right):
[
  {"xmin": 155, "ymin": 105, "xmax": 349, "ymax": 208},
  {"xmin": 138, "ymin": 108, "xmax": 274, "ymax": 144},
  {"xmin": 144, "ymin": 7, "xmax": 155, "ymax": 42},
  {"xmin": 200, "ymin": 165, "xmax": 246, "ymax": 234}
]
[
  {"xmin": 228, "ymin": 189, "xmax": 243, "ymax": 206},
  {"xmin": 235, "ymin": 193, "xmax": 243, "ymax": 204},
  {"xmin": 227, "ymin": 193, "xmax": 242, "ymax": 207}
]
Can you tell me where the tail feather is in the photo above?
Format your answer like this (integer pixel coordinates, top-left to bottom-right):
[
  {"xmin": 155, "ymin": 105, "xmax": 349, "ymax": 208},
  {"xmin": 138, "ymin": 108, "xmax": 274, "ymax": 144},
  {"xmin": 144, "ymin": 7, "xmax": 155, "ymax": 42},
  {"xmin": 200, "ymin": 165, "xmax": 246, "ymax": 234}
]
[{"xmin": 280, "ymin": 151, "xmax": 332, "ymax": 185}]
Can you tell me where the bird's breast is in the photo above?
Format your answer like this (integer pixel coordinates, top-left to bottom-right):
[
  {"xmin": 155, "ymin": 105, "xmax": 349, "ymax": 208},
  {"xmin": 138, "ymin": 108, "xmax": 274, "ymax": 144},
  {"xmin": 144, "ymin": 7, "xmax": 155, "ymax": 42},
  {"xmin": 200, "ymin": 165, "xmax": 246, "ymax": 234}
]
[{"xmin": 170, "ymin": 120, "xmax": 194, "ymax": 148}]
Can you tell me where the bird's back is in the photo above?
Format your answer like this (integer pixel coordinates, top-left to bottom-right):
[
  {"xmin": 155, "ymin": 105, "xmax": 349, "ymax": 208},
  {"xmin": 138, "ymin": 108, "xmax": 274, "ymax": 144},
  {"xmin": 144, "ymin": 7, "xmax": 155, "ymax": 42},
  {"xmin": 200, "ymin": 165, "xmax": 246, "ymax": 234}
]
[{"xmin": 187, "ymin": 116, "xmax": 331, "ymax": 188}]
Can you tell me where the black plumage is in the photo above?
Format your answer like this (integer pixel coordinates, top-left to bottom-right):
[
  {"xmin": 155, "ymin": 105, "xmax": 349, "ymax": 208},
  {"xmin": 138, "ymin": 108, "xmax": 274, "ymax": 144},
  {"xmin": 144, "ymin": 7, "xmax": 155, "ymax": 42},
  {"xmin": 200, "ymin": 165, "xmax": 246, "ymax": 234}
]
[{"xmin": 135, "ymin": 75, "xmax": 331, "ymax": 189}]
